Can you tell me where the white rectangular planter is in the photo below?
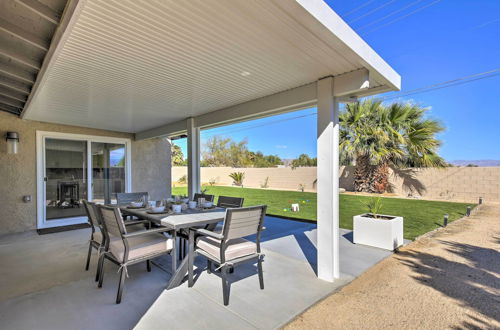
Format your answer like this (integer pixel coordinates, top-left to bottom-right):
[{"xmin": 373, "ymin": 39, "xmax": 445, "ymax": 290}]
[{"xmin": 353, "ymin": 214, "xmax": 404, "ymax": 251}]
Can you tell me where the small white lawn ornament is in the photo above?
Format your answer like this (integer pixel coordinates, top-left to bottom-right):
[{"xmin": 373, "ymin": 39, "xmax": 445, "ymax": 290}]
[{"xmin": 291, "ymin": 203, "xmax": 300, "ymax": 212}]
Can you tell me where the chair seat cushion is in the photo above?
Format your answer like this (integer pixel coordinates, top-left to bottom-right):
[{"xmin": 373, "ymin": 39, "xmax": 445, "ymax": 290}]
[
  {"xmin": 91, "ymin": 231, "xmax": 103, "ymax": 244},
  {"xmin": 109, "ymin": 233, "xmax": 173, "ymax": 261},
  {"xmin": 197, "ymin": 236, "xmax": 256, "ymax": 262}
]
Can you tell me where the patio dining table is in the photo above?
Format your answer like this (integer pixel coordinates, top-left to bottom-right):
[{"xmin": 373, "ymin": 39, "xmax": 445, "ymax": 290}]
[{"xmin": 120, "ymin": 206, "xmax": 226, "ymax": 289}]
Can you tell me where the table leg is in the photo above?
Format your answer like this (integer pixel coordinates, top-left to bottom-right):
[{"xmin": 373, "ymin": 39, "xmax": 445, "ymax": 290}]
[
  {"xmin": 166, "ymin": 229, "xmax": 193, "ymax": 290},
  {"xmin": 166, "ymin": 255, "xmax": 189, "ymax": 290},
  {"xmin": 171, "ymin": 231, "xmax": 177, "ymax": 275}
]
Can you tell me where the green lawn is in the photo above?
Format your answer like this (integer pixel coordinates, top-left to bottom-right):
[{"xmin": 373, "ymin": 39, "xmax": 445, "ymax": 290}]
[{"xmin": 172, "ymin": 186, "xmax": 474, "ymax": 240}]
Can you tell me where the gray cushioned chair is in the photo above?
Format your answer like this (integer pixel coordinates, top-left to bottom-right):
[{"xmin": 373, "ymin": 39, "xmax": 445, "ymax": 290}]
[
  {"xmin": 193, "ymin": 193, "xmax": 215, "ymax": 203},
  {"xmin": 96, "ymin": 205, "xmax": 174, "ymax": 304},
  {"xmin": 188, "ymin": 205, "xmax": 266, "ymax": 305},
  {"xmin": 82, "ymin": 200, "xmax": 148, "ymax": 281},
  {"xmin": 116, "ymin": 192, "xmax": 149, "ymax": 205},
  {"xmin": 216, "ymin": 196, "xmax": 244, "ymax": 208}
]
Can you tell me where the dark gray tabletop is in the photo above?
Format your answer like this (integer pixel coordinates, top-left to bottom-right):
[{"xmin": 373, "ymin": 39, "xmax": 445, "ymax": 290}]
[{"xmin": 120, "ymin": 206, "xmax": 226, "ymax": 230}]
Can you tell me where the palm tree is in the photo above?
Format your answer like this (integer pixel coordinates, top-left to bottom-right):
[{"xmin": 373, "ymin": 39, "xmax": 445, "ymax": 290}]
[{"xmin": 340, "ymin": 99, "xmax": 445, "ymax": 193}]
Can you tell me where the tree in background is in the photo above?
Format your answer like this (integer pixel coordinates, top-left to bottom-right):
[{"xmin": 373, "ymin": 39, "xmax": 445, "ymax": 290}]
[
  {"xmin": 202, "ymin": 135, "xmax": 282, "ymax": 168},
  {"xmin": 248, "ymin": 151, "xmax": 283, "ymax": 167},
  {"xmin": 340, "ymin": 99, "xmax": 445, "ymax": 193},
  {"xmin": 172, "ymin": 144, "xmax": 186, "ymax": 166},
  {"xmin": 291, "ymin": 153, "xmax": 317, "ymax": 169}
]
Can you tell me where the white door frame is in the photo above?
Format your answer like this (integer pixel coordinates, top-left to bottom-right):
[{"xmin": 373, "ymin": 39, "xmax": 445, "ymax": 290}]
[{"xmin": 36, "ymin": 131, "xmax": 132, "ymax": 229}]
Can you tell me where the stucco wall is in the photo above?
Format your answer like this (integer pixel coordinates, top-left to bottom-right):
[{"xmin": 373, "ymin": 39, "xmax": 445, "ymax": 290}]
[
  {"xmin": 172, "ymin": 165, "xmax": 498, "ymax": 203},
  {"xmin": 0, "ymin": 112, "xmax": 171, "ymax": 235},
  {"xmin": 172, "ymin": 166, "xmax": 326, "ymax": 192},
  {"xmin": 132, "ymin": 138, "xmax": 171, "ymax": 200}
]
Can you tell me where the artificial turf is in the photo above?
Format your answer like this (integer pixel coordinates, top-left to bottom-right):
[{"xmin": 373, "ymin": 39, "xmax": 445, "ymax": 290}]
[{"xmin": 172, "ymin": 185, "xmax": 474, "ymax": 240}]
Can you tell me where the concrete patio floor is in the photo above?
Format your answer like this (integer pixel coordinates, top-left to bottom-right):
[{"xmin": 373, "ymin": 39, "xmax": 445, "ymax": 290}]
[{"xmin": 0, "ymin": 217, "xmax": 403, "ymax": 330}]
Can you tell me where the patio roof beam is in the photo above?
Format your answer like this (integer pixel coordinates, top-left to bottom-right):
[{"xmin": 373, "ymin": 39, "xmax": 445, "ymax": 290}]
[
  {"xmin": 0, "ymin": 48, "xmax": 41, "ymax": 70},
  {"xmin": 20, "ymin": 0, "xmax": 84, "ymax": 118},
  {"xmin": 0, "ymin": 86, "xmax": 28, "ymax": 102},
  {"xmin": 0, "ymin": 18, "xmax": 50, "ymax": 51},
  {"xmin": 0, "ymin": 62, "xmax": 36, "ymax": 84},
  {"xmin": 0, "ymin": 103, "xmax": 22, "ymax": 115},
  {"xmin": 0, "ymin": 94, "xmax": 25, "ymax": 108},
  {"xmin": 16, "ymin": 0, "xmax": 62, "ymax": 25},
  {"xmin": 136, "ymin": 82, "xmax": 317, "ymax": 140},
  {"xmin": 0, "ymin": 76, "xmax": 31, "ymax": 94},
  {"xmin": 136, "ymin": 69, "xmax": 370, "ymax": 141}
]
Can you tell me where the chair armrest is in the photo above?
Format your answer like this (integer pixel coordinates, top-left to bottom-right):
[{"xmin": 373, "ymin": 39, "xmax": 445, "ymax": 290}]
[
  {"xmin": 123, "ymin": 226, "xmax": 171, "ymax": 238},
  {"xmin": 124, "ymin": 219, "xmax": 149, "ymax": 226},
  {"xmin": 195, "ymin": 228, "xmax": 224, "ymax": 240}
]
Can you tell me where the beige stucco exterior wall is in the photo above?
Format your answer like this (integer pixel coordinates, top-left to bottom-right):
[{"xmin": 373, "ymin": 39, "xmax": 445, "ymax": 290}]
[
  {"xmin": 172, "ymin": 165, "xmax": 498, "ymax": 203},
  {"xmin": 132, "ymin": 137, "xmax": 171, "ymax": 200},
  {"xmin": 0, "ymin": 112, "xmax": 171, "ymax": 235}
]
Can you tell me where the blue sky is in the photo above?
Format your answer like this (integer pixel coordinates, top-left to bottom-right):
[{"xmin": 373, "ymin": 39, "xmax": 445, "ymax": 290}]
[{"xmin": 175, "ymin": 0, "xmax": 500, "ymax": 161}]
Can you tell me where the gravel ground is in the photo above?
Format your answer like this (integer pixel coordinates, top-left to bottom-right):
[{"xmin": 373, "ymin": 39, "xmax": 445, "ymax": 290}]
[{"xmin": 285, "ymin": 204, "xmax": 500, "ymax": 330}]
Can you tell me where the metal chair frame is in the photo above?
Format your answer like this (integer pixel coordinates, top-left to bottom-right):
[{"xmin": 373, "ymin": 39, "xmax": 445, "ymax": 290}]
[
  {"xmin": 96, "ymin": 205, "xmax": 174, "ymax": 304},
  {"xmin": 188, "ymin": 205, "xmax": 266, "ymax": 305},
  {"xmin": 216, "ymin": 196, "xmax": 244, "ymax": 208},
  {"xmin": 193, "ymin": 193, "xmax": 215, "ymax": 203}
]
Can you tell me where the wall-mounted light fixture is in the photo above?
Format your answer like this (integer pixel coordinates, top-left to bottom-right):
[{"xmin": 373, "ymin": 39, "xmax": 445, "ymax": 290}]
[{"xmin": 5, "ymin": 132, "xmax": 19, "ymax": 154}]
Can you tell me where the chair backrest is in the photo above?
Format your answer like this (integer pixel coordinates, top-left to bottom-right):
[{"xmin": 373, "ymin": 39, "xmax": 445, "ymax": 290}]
[
  {"xmin": 116, "ymin": 192, "xmax": 149, "ymax": 205},
  {"xmin": 217, "ymin": 196, "xmax": 244, "ymax": 208},
  {"xmin": 222, "ymin": 205, "xmax": 266, "ymax": 241},
  {"xmin": 98, "ymin": 205, "xmax": 127, "ymax": 240},
  {"xmin": 82, "ymin": 200, "xmax": 100, "ymax": 230},
  {"xmin": 193, "ymin": 193, "xmax": 215, "ymax": 202}
]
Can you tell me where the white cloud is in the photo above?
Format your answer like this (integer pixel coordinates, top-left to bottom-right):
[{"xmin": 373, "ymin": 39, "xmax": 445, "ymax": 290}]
[{"xmin": 275, "ymin": 145, "xmax": 287, "ymax": 149}]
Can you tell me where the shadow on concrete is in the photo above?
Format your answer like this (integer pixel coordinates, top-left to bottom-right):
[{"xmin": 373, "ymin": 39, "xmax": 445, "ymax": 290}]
[
  {"xmin": 342, "ymin": 231, "xmax": 354, "ymax": 243},
  {"xmin": 292, "ymin": 232, "xmax": 318, "ymax": 275},
  {"xmin": 396, "ymin": 240, "xmax": 500, "ymax": 326}
]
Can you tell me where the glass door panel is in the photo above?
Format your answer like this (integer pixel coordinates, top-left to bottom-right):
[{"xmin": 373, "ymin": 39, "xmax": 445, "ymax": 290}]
[
  {"xmin": 91, "ymin": 142, "xmax": 126, "ymax": 204},
  {"xmin": 45, "ymin": 138, "xmax": 88, "ymax": 220}
]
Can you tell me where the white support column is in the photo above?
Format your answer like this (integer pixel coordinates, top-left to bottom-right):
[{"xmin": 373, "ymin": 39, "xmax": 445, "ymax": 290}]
[
  {"xmin": 187, "ymin": 117, "xmax": 201, "ymax": 199},
  {"xmin": 317, "ymin": 76, "xmax": 340, "ymax": 281}
]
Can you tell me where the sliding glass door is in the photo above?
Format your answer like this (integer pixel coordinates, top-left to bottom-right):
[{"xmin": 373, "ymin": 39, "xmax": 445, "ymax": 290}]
[
  {"xmin": 91, "ymin": 142, "xmax": 126, "ymax": 205},
  {"xmin": 45, "ymin": 138, "xmax": 88, "ymax": 221},
  {"xmin": 37, "ymin": 132, "xmax": 131, "ymax": 229}
]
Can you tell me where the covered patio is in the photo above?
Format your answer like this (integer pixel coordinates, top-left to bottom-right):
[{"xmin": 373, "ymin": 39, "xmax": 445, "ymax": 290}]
[
  {"xmin": 0, "ymin": 216, "xmax": 402, "ymax": 329},
  {"xmin": 0, "ymin": 0, "xmax": 400, "ymax": 328}
]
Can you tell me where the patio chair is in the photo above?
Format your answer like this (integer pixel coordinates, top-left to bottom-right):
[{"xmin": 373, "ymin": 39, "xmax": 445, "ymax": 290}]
[
  {"xmin": 82, "ymin": 200, "xmax": 104, "ymax": 279},
  {"xmin": 203, "ymin": 196, "xmax": 245, "ymax": 234},
  {"xmin": 96, "ymin": 205, "xmax": 174, "ymax": 304},
  {"xmin": 83, "ymin": 200, "xmax": 150, "ymax": 281},
  {"xmin": 116, "ymin": 192, "xmax": 149, "ymax": 205},
  {"xmin": 116, "ymin": 192, "xmax": 150, "ymax": 222},
  {"xmin": 193, "ymin": 193, "xmax": 215, "ymax": 202},
  {"xmin": 217, "ymin": 196, "xmax": 244, "ymax": 208},
  {"xmin": 188, "ymin": 205, "xmax": 267, "ymax": 306}
]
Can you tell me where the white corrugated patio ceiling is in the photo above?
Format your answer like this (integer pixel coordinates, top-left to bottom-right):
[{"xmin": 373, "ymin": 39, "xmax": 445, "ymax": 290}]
[{"xmin": 22, "ymin": 0, "xmax": 400, "ymax": 133}]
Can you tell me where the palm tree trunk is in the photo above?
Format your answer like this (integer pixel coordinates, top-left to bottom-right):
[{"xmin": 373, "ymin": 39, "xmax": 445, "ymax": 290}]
[
  {"xmin": 371, "ymin": 161, "xmax": 390, "ymax": 193},
  {"xmin": 354, "ymin": 155, "xmax": 372, "ymax": 192}
]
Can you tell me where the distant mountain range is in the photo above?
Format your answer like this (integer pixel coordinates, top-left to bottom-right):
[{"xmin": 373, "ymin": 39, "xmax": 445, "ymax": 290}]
[{"xmin": 450, "ymin": 160, "xmax": 500, "ymax": 167}]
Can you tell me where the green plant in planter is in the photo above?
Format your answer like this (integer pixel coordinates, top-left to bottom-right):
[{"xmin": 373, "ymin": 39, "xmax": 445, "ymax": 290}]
[
  {"xmin": 363, "ymin": 197, "xmax": 384, "ymax": 219},
  {"xmin": 229, "ymin": 172, "xmax": 245, "ymax": 186}
]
